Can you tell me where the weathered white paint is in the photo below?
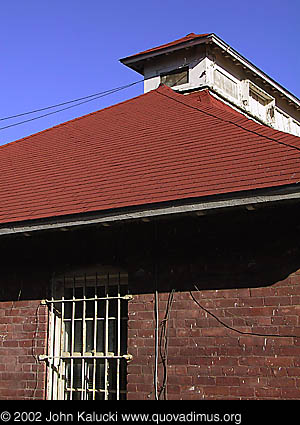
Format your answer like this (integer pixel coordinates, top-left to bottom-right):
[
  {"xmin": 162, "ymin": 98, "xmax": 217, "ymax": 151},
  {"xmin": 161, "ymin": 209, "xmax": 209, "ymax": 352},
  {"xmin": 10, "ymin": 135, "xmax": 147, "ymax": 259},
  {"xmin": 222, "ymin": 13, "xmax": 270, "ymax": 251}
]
[
  {"xmin": 134, "ymin": 36, "xmax": 300, "ymax": 137},
  {"xmin": 291, "ymin": 119, "xmax": 300, "ymax": 137},
  {"xmin": 143, "ymin": 45, "xmax": 207, "ymax": 93}
]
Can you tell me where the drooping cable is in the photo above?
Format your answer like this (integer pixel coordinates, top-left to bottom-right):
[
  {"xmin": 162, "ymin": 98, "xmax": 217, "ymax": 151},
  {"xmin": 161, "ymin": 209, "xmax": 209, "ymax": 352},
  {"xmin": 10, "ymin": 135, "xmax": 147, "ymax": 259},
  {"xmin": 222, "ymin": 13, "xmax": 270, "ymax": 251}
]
[
  {"xmin": 158, "ymin": 289, "xmax": 175, "ymax": 400},
  {"xmin": 190, "ymin": 284, "xmax": 298, "ymax": 338},
  {"xmin": 154, "ymin": 288, "xmax": 159, "ymax": 400},
  {"xmin": 153, "ymin": 221, "xmax": 159, "ymax": 400},
  {"xmin": 0, "ymin": 80, "xmax": 143, "ymax": 131}
]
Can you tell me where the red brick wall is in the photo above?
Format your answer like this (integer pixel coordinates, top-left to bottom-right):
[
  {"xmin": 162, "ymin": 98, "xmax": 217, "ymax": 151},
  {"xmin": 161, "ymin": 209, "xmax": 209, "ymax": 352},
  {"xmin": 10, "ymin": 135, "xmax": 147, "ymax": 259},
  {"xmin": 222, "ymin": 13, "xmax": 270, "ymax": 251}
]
[
  {"xmin": 127, "ymin": 272, "xmax": 300, "ymax": 400},
  {"xmin": 0, "ymin": 300, "xmax": 48, "ymax": 400}
]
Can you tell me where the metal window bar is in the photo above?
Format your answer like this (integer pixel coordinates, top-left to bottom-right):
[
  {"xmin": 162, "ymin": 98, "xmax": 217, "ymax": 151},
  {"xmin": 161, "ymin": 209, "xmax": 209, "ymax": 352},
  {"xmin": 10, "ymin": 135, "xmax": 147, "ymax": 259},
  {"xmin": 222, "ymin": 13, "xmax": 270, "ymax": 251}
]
[{"xmin": 45, "ymin": 270, "xmax": 130, "ymax": 400}]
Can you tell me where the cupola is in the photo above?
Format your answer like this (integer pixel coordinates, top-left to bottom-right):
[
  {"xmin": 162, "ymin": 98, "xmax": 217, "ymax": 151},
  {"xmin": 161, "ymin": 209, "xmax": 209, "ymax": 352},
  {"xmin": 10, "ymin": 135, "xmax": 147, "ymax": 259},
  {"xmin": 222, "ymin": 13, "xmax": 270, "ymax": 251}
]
[{"xmin": 120, "ymin": 33, "xmax": 300, "ymax": 136}]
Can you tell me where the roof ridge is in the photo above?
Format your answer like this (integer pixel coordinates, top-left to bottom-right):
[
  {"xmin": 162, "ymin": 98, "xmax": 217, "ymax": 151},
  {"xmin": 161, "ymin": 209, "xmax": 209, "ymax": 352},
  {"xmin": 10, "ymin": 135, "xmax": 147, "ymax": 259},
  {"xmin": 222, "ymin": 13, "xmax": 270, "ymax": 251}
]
[
  {"xmin": 122, "ymin": 33, "xmax": 212, "ymax": 61},
  {"xmin": 155, "ymin": 86, "xmax": 300, "ymax": 153},
  {"xmin": 0, "ymin": 82, "xmax": 299, "ymax": 226},
  {"xmin": 0, "ymin": 87, "xmax": 152, "ymax": 151}
]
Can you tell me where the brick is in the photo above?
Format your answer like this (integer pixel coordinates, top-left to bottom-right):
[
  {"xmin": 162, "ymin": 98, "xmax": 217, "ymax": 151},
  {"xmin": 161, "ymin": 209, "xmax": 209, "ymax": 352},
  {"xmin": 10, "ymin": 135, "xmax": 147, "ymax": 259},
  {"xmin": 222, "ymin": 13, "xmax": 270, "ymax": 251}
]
[
  {"xmin": 168, "ymin": 375, "xmax": 192, "ymax": 385},
  {"xmin": 255, "ymin": 387, "xmax": 282, "ymax": 398},
  {"xmin": 111, "ymin": 275, "xmax": 300, "ymax": 400},
  {"xmin": 200, "ymin": 327, "xmax": 231, "ymax": 337},
  {"xmin": 3, "ymin": 341, "xmax": 19, "ymax": 348},
  {"xmin": 269, "ymin": 377, "xmax": 296, "ymax": 388},
  {"xmin": 127, "ymin": 383, "xmax": 137, "ymax": 393},
  {"xmin": 287, "ymin": 368, "xmax": 300, "ymax": 377},
  {"xmin": 240, "ymin": 377, "xmax": 268, "ymax": 387},
  {"xmin": 168, "ymin": 337, "xmax": 189, "ymax": 347},
  {"xmin": 192, "ymin": 376, "xmax": 216, "ymax": 386},
  {"xmin": 265, "ymin": 356, "xmax": 294, "ymax": 367},
  {"xmin": 264, "ymin": 296, "xmax": 291, "ymax": 306},
  {"xmin": 216, "ymin": 376, "xmax": 240, "ymax": 386},
  {"xmin": 230, "ymin": 387, "xmax": 255, "ymax": 397},
  {"xmin": 166, "ymin": 384, "xmax": 181, "ymax": 394},
  {"xmin": 203, "ymin": 386, "xmax": 230, "ymax": 396},
  {"xmin": 135, "ymin": 383, "xmax": 153, "ymax": 393}
]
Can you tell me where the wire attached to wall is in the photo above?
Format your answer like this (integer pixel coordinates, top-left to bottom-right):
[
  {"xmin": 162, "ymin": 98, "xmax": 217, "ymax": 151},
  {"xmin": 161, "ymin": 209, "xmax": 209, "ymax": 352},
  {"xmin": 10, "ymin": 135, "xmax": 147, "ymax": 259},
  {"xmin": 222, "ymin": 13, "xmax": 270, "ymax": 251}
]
[
  {"xmin": 158, "ymin": 289, "xmax": 175, "ymax": 400},
  {"xmin": 153, "ymin": 220, "xmax": 159, "ymax": 400},
  {"xmin": 154, "ymin": 288, "xmax": 159, "ymax": 400},
  {"xmin": 190, "ymin": 284, "xmax": 298, "ymax": 339}
]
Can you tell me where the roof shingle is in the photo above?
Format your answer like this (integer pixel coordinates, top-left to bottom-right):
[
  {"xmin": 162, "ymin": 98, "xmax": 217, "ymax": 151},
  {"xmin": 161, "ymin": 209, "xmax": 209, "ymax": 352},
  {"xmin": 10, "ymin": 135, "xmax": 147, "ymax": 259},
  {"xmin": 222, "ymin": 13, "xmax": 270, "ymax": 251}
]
[
  {"xmin": 122, "ymin": 33, "xmax": 210, "ymax": 60},
  {"xmin": 0, "ymin": 85, "xmax": 300, "ymax": 225}
]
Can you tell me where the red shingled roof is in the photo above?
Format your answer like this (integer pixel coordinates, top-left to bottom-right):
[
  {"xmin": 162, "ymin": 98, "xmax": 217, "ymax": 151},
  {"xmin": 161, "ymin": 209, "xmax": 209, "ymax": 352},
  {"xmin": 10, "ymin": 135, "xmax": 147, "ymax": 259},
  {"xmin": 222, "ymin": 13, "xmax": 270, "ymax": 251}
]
[
  {"xmin": 0, "ymin": 85, "xmax": 300, "ymax": 225},
  {"xmin": 123, "ymin": 33, "xmax": 211, "ymax": 60}
]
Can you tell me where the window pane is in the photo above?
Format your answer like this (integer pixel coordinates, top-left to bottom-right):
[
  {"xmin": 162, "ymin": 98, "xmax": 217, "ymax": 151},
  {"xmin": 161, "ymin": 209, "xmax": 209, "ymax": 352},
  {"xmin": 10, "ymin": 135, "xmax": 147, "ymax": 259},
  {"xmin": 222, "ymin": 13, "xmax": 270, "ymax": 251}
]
[
  {"xmin": 161, "ymin": 68, "xmax": 188, "ymax": 87},
  {"xmin": 121, "ymin": 299, "xmax": 128, "ymax": 317},
  {"xmin": 95, "ymin": 392, "xmax": 105, "ymax": 400},
  {"xmin": 64, "ymin": 321, "xmax": 71, "ymax": 352},
  {"xmin": 96, "ymin": 285, "xmax": 105, "ymax": 298},
  {"xmin": 109, "ymin": 298, "xmax": 117, "ymax": 317},
  {"xmin": 120, "ymin": 360, "xmax": 127, "ymax": 391},
  {"xmin": 108, "ymin": 320, "xmax": 116, "ymax": 353},
  {"xmin": 86, "ymin": 320, "xmax": 94, "ymax": 352},
  {"xmin": 73, "ymin": 360, "xmax": 82, "ymax": 389},
  {"xmin": 73, "ymin": 391, "xmax": 81, "ymax": 400},
  {"xmin": 108, "ymin": 360, "xmax": 117, "ymax": 390},
  {"xmin": 96, "ymin": 320, "xmax": 104, "ymax": 353},
  {"xmin": 85, "ymin": 287, "xmax": 95, "ymax": 318},
  {"xmin": 109, "ymin": 284, "xmax": 118, "ymax": 298},
  {"xmin": 65, "ymin": 360, "xmax": 82, "ymax": 390},
  {"xmin": 97, "ymin": 300, "xmax": 106, "ymax": 319},
  {"xmin": 64, "ymin": 301, "xmax": 72, "ymax": 319},
  {"xmin": 95, "ymin": 361, "xmax": 105, "ymax": 389},
  {"xmin": 121, "ymin": 319, "xmax": 127, "ymax": 355},
  {"xmin": 75, "ymin": 301, "xmax": 83, "ymax": 319},
  {"xmin": 74, "ymin": 321, "xmax": 83, "ymax": 352}
]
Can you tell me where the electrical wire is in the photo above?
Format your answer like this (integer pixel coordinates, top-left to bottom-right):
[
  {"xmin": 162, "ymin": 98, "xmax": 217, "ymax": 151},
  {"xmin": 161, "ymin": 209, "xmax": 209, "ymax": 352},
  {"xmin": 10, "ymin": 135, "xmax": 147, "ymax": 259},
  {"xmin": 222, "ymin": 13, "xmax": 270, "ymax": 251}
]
[
  {"xmin": 153, "ymin": 220, "xmax": 159, "ymax": 401},
  {"xmin": 190, "ymin": 284, "xmax": 298, "ymax": 339},
  {"xmin": 0, "ymin": 60, "xmax": 197, "ymax": 132},
  {"xmin": 32, "ymin": 302, "xmax": 42, "ymax": 399},
  {"xmin": 0, "ymin": 80, "xmax": 142, "ymax": 122},
  {"xmin": 154, "ymin": 289, "xmax": 159, "ymax": 401},
  {"xmin": 158, "ymin": 289, "xmax": 175, "ymax": 400},
  {"xmin": 0, "ymin": 79, "xmax": 143, "ymax": 131},
  {"xmin": 156, "ymin": 89, "xmax": 300, "ymax": 154}
]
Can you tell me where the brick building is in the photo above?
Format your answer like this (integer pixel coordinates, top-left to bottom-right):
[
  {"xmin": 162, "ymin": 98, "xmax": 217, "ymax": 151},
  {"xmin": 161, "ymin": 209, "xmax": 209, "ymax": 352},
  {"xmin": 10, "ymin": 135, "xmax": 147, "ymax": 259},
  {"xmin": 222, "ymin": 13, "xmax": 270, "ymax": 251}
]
[{"xmin": 0, "ymin": 33, "xmax": 300, "ymax": 400}]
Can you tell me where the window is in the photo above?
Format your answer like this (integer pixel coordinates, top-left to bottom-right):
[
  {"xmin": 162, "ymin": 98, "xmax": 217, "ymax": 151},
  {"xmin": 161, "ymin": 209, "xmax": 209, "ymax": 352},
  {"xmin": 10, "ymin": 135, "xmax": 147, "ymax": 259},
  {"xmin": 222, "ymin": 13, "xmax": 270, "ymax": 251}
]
[
  {"xmin": 246, "ymin": 82, "xmax": 274, "ymax": 123},
  {"xmin": 249, "ymin": 89, "xmax": 268, "ymax": 121},
  {"xmin": 45, "ymin": 269, "xmax": 130, "ymax": 400},
  {"xmin": 160, "ymin": 67, "xmax": 189, "ymax": 87}
]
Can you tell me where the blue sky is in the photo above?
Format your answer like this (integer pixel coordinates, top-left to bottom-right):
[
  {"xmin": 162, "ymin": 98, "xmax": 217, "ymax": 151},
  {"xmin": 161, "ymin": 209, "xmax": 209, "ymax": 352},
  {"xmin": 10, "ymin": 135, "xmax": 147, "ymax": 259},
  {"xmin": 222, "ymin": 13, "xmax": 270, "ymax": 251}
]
[{"xmin": 0, "ymin": 0, "xmax": 299, "ymax": 145}]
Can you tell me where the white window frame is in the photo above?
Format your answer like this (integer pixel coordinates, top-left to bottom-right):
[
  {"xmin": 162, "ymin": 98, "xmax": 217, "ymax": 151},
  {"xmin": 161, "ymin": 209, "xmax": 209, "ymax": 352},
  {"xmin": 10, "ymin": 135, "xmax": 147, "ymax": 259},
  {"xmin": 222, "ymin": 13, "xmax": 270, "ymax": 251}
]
[
  {"xmin": 159, "ymin": 65, "xmax": 190, "ymax": 90},
  {"xmin": 43, "ymin": 268, "xmax": 132, "ymax": 400},
  {"xmin": 243, "ymin": 80, "xmax": 275, "ymax": 124}
]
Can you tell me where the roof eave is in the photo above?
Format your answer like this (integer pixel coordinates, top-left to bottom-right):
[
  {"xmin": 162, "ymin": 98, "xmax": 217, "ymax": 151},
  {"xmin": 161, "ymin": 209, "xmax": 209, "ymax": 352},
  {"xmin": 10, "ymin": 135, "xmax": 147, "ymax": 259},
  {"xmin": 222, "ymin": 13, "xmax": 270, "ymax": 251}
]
[
  {"xmin": 120, "ymin": 33, "xmax": 300, "ymax": 109},
  {"xmin": 1, "ymin": 184, "xmax": 300, "ymax": 237},
  {"xmin": 119, "ymin": 34, "xmax": 214, "ymax": 74},
  {"xmin": 211, "ymin": 34, "xmax": 300, "ymax": 108}
]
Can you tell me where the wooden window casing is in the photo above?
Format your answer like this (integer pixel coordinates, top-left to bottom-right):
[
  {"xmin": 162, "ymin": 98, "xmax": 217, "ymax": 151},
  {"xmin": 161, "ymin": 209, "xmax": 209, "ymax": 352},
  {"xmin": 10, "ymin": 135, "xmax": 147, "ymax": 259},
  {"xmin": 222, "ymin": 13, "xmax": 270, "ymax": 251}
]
[{"xmin": 46, "ymin": 269, "xmax": 130, "ymax": 400}]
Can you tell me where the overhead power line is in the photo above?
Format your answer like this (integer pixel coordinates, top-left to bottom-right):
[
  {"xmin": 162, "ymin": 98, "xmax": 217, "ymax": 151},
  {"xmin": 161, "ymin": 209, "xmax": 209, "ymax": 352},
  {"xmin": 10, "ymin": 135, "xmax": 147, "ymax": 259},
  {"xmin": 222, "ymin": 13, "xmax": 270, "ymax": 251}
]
[{"xmin": 0, "ymin": 79, "xmax": 143, "ymax": 131}]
